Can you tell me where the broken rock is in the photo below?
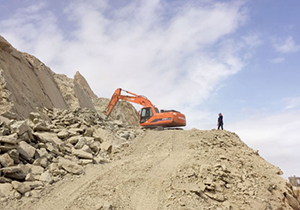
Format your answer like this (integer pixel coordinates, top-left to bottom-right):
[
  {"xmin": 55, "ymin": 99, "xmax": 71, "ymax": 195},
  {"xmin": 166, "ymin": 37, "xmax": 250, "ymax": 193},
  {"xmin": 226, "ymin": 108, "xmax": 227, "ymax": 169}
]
[
  {"xmin": 39, "ymin": 171, "xmax": 54, "ymax": 184},
  {"xmin": 34, "ymin": 132, "xmax": 64, "ymax": 146},
  {"xmin": 72, "ymin": 148, "xmax": 93, "ymax": 159},
  {"xmin": 58, "ymin": 157, "xmax": 84, "ymax": 175},
  {"xmin": 0, "ymin": 133, "xmax": 18, "ymax": 144},
  {"xmin": 0, "ymin": 153, "xmax": 15, "ymax": 167},
  {"xmin": 1, "ymin": 164, "xmax": 29, "ymax": 181},
  {"xmin": 10, "ymin": 120, "xmax": 31, "ymax": 136},
  {"xmin": 57, "ymin": 129, "xmax": 69, "ymax": 139},
  {"xmin": 12, "ymin": 180, "xmax": 43, "ymax": 194},
  {"xmin": 17, "ymin": 141, "xmax": 36, "ymax": 161},
  {"xmin": 74, "ymin": 137, "xmax": 87, "ymax": 149},
  {"xmin": 8, "ymin": 149, "xmax": 20, "ymax": 164}
]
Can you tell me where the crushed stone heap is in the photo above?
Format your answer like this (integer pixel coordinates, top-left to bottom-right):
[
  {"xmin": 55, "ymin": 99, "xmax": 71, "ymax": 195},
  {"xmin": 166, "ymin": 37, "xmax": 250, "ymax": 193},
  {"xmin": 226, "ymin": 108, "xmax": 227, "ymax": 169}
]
[{"xmin": 0, "ymin": 107, "xmax": 141, "ymax": 202}]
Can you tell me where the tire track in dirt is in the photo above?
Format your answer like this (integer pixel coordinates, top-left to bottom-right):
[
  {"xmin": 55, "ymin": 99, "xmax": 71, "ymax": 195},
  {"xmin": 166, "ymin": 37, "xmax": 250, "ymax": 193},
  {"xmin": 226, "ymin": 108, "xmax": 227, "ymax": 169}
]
[
  {"xmin": 62, "ymin": 130, "xmax": 190, "ymax": 210},
  {"xmin": 131, "ymin": 131, "xmax": 189, "ymax": 210}
]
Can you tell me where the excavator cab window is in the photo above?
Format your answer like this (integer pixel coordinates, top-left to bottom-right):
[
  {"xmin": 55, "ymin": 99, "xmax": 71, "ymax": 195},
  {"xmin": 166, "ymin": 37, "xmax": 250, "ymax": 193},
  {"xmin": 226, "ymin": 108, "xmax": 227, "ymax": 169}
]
[{"xmin": 140, "ymin": 108, "xmax": 153, "ymax": 123}]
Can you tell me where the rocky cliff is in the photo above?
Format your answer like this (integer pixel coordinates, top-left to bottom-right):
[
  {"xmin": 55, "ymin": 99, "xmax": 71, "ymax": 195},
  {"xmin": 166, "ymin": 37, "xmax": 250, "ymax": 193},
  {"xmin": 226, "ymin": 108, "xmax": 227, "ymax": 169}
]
[{"xmin": 0, "ymin": 35, "xmax": 138, "ymax": 126}]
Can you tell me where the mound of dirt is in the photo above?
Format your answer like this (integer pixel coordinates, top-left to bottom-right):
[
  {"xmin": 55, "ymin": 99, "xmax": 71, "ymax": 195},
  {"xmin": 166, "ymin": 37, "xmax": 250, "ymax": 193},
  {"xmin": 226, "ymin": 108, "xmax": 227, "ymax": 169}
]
[{"xmin": 3, "ymin": 129, "xmax": 298, "ymax": 210}]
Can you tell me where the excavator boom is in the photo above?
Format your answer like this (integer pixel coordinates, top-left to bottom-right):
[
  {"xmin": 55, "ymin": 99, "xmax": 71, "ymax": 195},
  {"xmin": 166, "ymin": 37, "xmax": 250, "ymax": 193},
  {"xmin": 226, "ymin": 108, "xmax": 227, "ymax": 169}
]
[
  {"xmin": 103, "ymin": 88, "xmax": 153, "ymax": 117},
  {"xmin": 103, "ymin": 88, "xmax": 186, "ymax": 128}
]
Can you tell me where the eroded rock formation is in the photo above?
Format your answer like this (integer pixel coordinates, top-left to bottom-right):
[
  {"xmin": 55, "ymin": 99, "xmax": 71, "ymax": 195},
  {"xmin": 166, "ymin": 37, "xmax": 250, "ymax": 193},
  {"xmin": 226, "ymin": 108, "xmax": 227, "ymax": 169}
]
[{"xmin": 0, "ymin": 35, "xmax": 138, "ymax": 126}]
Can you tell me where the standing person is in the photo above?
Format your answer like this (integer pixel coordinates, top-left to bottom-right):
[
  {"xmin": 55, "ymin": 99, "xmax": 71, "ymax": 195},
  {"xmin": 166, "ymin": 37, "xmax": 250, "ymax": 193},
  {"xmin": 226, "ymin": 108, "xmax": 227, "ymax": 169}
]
[{"xmin": 217, "ymin": 113, "xmax": 223, "ymax": 130}]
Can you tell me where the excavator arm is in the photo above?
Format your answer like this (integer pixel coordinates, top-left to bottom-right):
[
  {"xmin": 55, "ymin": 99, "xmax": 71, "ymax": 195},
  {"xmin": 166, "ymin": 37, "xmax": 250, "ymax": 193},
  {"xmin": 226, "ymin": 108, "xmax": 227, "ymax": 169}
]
[
  {"xmin": 104, "ymin": 88, "xmax": 186, "ymax": 128},
  {"xmin": 103, "ymin": 88, "xmax": 154, "ymax": 117}
]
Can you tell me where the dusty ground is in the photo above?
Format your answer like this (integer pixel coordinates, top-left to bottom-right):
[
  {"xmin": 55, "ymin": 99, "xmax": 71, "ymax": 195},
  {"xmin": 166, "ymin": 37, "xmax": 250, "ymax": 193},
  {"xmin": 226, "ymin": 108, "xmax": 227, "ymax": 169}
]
[{"xmin": 3, "ymin": 129, "xmax": 298, "ymax": 210}]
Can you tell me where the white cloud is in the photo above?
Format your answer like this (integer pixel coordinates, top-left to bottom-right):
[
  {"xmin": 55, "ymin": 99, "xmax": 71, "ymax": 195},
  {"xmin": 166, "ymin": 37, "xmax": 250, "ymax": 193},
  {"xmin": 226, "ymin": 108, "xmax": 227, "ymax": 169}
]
[
  {"xmin": 242, "ymin": 33, "xmax": 262, "ymax": 48},
  {"xmin": 0, "ymin": 0, "xmax": 251, "ymax": 127},
  {"xmin": 228, "ymin": 110, "xmax": 300, "ymax": 179},
  {"xmin": 273, "ymin": 36, "xmax": 300, "ymax": 54},
  {"xmin": 282, "ymin": 97, "xmax": 300, "ymax": 110}
]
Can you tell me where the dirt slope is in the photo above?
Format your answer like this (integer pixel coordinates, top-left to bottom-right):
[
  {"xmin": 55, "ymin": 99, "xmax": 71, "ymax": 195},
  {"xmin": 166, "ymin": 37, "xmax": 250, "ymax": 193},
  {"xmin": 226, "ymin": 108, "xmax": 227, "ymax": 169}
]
[{"xmin": 8, "ymin": 129, "xmax": 299, "ymax": 210}]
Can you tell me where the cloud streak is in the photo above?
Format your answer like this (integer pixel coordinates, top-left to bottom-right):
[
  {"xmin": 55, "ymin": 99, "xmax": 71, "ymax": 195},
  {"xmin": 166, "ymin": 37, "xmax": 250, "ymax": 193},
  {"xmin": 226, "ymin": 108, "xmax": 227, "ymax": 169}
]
[{"xmin": 282, "ymin": 97, "xmax": 300, "ymax": 110}]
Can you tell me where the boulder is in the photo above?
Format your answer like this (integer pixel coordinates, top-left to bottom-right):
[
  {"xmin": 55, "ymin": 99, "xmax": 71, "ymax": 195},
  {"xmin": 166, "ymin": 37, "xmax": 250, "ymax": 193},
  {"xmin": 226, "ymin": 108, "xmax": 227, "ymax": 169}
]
[
  {"xmin": 25, "ymin": 173, "xmax": 40, "ymax": 181},
  {"xmin": 0, "ymin": 177, "xmax": 11, "ymax": 183},
  {"xmin": 8, "ymin": 149, "xmax": 20, "ymax": 164},
  {"xmin": 12, "ymin": 180, "xmax": 43, "ymax": 194},
  {"xmin": 17, "ymin": 141, "xmax": 36, "ymax": 161},
  {"xmin": 81, "ymin": 145, "xmax": 93, "ymax": 154},
  {"xmin": 71, "ymin": 148, "xmax": 93, "ymax": 159},
  {"xmin": 79, "ymin": 159, "xmax": 93, "ymax": 165},
  {"xmin": 89, "ymin": 141, "xmax": 101, "ymax": 154},
  {"xmin": 0, "ymin": 144, "xmax": 17, "ymax": 153},
  {"xmin": 33, "ymin": 157, "xmax": 48, "ymax": 168},
  {"xmin": 74, "ymin": 137, "xmax": 87, "ymax": 149},
  {"xmin": 34, "ymin": 132, "xmax": 64, "ymax": 146},
  {"xmin": 66, "ymin": 135, "xmax": 81, "ymax": 144},
  {"xmin": 0, "ymin": 153, "xmax": 15, "ymax": 167},
  {"xmin": 39, "ymin": 171, "xmax": 53, "ymax": 184},
  {"xmin": 36, "ymin": 148, "xmax": 49, "ymax": 158},
  {"xmin": 57, "ymin": 129, "xmax": 69, "ymax": 139},
  {"xmin": 11, "ymin": 181, "xmax": 31, "ymax": 194},
  {"xmin": 10, "ymin": 120, "xmax": 31, "ymax": 136},
  {"xmin": 29, "ymin": 112, "xmax": 41, "ymax": 121},
  {"xmin": 84, "ymin": 128, "xmax": 93, "ymax": 137},
  {"xmin": 0, "ymin": 133, "xmax": 18, "ymax": 144},
  {"xmin": 58, "ymin": 157, "xmax": 84, "ymax": 175},
  {"xmin": 28, "ymin": 164, "xmax": 44, "ymax": 175},
  {"xmin": 1, "ymin": 164, "xmax": 29, "ymax": 181},
  {"xmin": 45, "ymin": 143, "xmax": 60, "ymax": 156},
  {"xmin": 68, "ymin": 128, "xmax": 84, "ymax": 135},
  {"xmin": 33, "ymin": 120, "xmax": 51, "ymax": 132}
]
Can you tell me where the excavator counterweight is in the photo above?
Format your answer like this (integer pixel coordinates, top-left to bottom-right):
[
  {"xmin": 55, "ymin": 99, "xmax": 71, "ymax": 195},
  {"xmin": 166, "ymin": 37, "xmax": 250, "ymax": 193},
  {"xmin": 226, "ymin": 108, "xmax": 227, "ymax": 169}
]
[{"xmin": 103, "ymin": 88, "xmax": 186, "ymax": 128}]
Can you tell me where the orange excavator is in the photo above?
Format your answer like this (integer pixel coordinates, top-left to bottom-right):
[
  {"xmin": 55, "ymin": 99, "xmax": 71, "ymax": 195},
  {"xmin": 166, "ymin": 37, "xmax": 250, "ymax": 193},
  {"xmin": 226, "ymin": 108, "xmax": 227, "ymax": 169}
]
[{"xmin": 103, "ymin": 88, "xmax": 186, "ymax": 128}]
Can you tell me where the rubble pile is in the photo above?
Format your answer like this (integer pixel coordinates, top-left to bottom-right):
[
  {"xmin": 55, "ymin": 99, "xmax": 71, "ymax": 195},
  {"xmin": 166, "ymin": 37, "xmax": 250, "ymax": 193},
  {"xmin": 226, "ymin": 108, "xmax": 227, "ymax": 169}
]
[
  {"xmin": 0, "ymin": 107, "xmax": 140, "ymax": 200},
  {"xmin": 167, "ymin": 129, "xmax": 300, "ymax": 210},
  {"xmin": 60, "ymin": 129, "xmax": 300, "ymax": 210}
]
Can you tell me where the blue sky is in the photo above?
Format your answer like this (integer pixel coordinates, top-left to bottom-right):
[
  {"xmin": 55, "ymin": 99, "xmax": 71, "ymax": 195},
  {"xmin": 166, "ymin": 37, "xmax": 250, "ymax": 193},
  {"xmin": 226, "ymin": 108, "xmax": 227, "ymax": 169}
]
[{"xmin": 1, "ymin": 0, "xmax": 300, "ymax": 180}]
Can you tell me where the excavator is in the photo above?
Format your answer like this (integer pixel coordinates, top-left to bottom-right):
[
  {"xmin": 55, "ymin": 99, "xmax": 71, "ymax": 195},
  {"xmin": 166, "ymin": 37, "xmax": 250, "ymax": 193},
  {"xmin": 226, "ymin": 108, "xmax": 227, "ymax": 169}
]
[{"xmin": 103, "ymin": 88, "xmax": 186, "ymax": 128}]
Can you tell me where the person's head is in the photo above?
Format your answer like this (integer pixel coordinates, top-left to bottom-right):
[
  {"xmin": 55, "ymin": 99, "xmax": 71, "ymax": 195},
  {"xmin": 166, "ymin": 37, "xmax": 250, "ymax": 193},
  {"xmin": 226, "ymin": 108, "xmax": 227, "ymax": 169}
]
[{"xmin": 219, "ymin": 113, "xmax": 222, "ymax": 116}]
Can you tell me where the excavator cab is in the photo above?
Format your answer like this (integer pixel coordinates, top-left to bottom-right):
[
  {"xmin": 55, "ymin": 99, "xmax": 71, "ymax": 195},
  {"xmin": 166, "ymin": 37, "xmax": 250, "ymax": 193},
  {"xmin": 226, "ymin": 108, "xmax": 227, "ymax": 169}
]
[
  {"xmin": 140, "ymin": 107, "xmax": 159, "ymax": 123},
  {"xmin": 140, "ymin": 107, "xmax": 152, "ymax": 123}
]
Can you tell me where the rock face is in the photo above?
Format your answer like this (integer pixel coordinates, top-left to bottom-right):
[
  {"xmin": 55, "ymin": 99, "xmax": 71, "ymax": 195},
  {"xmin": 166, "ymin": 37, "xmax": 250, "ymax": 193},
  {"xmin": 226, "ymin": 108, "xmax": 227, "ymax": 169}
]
[
  {"xmin": 0, "ymin": 35, "xmax": 138, "ymax": 126},
  {"xmin": 53, "ymin": 73, "xmax": 95, "ymax": 111},
  {"xmin": 0, "ymin": 36, "xmax": 67, "ymax": 119}
]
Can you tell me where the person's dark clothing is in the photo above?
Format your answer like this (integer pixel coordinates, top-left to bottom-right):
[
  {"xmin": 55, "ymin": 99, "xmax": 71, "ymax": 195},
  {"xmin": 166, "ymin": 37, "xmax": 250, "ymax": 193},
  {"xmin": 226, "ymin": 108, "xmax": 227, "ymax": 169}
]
[{"xmin": 218, "ymin": 115, "xmax": 223, "ymax": 130}]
